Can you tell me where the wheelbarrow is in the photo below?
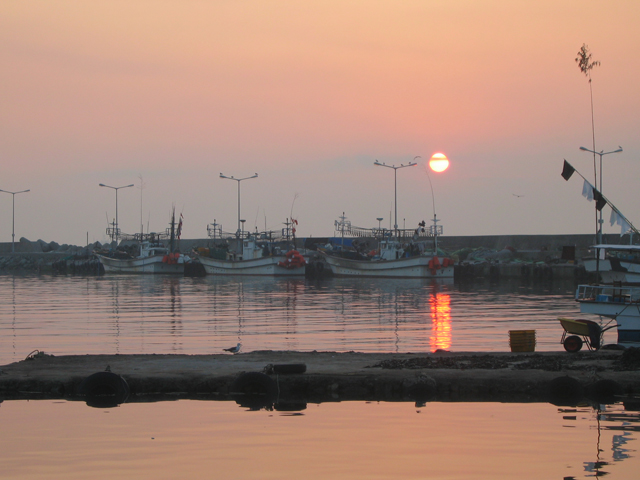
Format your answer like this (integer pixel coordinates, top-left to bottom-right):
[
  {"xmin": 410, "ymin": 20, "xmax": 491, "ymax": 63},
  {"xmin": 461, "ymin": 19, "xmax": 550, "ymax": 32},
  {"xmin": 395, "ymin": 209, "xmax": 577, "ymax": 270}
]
[{"xmin": 558, "ymin": 317, "xmax": 617, "ymax": 353}]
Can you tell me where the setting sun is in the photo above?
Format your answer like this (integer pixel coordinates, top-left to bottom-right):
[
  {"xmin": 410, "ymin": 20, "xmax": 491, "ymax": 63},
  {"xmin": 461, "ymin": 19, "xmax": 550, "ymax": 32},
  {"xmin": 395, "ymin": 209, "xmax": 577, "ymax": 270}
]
[{"xmin": 429, "ymin": 153, "xmax": 450, "ymax": 173}]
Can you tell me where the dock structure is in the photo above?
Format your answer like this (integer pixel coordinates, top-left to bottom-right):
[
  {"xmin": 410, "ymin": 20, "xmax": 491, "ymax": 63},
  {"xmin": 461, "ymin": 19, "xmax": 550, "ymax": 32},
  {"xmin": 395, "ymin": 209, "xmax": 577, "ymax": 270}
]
[{"xmin": 1, "ymin": 350, "xmax": 639, "ymax": 407}]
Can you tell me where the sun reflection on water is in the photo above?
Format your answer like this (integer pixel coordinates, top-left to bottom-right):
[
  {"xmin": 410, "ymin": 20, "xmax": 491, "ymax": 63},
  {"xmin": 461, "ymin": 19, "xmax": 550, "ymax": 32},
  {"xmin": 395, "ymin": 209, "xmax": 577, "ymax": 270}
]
[{"xmin": 429, "ymin": 290, "xmax": 451, "ymax": 352}]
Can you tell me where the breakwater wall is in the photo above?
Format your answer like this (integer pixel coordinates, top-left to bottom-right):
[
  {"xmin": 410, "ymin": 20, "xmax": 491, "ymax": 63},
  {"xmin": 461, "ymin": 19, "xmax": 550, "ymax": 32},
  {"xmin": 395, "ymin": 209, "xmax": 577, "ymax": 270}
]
[
  {"xmin": 0, "ymin": 232, "xmax": 613, "ymax": 256},
  {"xmin": 0, "ymin": 233, "xmax": 610, "ymax": 279}
]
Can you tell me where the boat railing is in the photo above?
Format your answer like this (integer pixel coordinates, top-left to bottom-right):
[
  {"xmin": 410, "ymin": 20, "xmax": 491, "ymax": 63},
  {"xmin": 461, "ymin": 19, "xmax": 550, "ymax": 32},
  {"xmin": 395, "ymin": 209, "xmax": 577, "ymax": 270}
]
[
  {"xmin": 576, "ymin": 284, "xmax": 640, "ymax": 303},
  {"xmin": 119, "ymin": 232, "xmax": 169, "ymax": 242},
  {"xmin": 333, "ymin": 224, "xmax": 437, "ymax": 239}
]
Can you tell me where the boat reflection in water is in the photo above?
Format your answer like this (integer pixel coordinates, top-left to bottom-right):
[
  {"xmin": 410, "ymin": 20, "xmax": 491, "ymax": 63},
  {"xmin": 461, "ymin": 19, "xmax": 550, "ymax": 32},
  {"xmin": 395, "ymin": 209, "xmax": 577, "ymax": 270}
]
[{"xmin": 429, "ymin": 289, "xmax": 452, "ymax": 352}]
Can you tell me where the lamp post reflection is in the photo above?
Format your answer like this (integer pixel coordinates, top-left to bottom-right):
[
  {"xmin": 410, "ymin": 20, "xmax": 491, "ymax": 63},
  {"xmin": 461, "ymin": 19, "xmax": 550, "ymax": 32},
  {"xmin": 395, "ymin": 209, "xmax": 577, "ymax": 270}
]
[{"xmin": 429, "ymin": 290, "xmax": 451, "ymax": 352}]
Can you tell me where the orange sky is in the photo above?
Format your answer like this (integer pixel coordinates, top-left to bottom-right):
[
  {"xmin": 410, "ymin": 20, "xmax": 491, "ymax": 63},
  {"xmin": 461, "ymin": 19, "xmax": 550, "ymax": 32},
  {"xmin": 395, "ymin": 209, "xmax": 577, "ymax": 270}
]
[{"xmin": 1, "ymin": 1, "xmax": 639, "ymax": 244}]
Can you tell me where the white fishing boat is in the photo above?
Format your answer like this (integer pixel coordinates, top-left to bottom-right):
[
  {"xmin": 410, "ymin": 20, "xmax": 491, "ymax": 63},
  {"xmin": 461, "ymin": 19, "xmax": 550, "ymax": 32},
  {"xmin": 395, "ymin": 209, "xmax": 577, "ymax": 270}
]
[
  {"xmin": 583, "ymin": 244, "xmax": 640, "ymax": 284},
  {"xmin": 196, "ymin": 220, "xmax": 306, "ymax": 276},
  {"xmin": 319, "ymin": 214, "xmax": 454, "ymax": 279},
  {"xmin": 96, "ymin": 240, "xmax": 188, "ymax": 274},
  {"xmin": 575, "ymin": 283, "xmax": 640, "ymax": 343},
  {"xmin": 96, "ymin": 209, "xmax": 189, "ymax": 274},
  {"xmin": 319, "ymin": 248, "xmax": 453, "ymax": 278}
]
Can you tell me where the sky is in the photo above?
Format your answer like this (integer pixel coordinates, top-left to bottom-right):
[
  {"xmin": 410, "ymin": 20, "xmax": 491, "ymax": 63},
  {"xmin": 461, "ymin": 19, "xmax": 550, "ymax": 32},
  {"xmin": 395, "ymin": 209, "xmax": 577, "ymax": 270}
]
[{"xmin": 1, "ymin": 1, "xmax": 640, "ymax": 246}]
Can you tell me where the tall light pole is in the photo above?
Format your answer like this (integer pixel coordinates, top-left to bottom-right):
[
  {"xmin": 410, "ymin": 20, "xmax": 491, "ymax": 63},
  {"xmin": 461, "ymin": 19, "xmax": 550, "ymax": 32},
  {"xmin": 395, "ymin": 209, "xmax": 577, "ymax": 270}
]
[
  {"xmin": 220, "ymin": 173, "xmax": 258, "ymax": 237},
  {"xmin": 374, "ymin": 158, "xmax": 417, "ymax": 238},
  {"xmin": 99, "ymin": 183, "xmax": 134, "ymax": 243},
  {"xmin": 579, "ymin": 145, "xmax": 623, "ymax": 243},
  {"xmin": 426, "ymin": 153, "xmax": 451, "ymax": 255},
  {"xmin": 0, "ymin": 188, "xmax": 30, "ymax": 253}
]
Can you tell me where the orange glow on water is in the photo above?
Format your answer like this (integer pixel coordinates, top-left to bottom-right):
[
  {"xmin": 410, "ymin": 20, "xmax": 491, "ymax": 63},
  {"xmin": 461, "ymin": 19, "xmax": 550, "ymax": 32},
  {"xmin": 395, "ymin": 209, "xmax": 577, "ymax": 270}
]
[
  {"xmin": 429, "ymin": 153, "xmax": 450, "ymax": 173},
  {"xmin": 429, "ymin": 291, "xmax": 451, "ymax": 351}
]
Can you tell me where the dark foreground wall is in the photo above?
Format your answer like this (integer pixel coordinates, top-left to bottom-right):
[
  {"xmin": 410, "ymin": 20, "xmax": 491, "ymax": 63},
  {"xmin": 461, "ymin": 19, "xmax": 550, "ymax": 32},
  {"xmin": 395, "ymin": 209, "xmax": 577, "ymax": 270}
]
[{"xmin": 1, "ymin": 351, "xmax": 639, "ymax": 407}]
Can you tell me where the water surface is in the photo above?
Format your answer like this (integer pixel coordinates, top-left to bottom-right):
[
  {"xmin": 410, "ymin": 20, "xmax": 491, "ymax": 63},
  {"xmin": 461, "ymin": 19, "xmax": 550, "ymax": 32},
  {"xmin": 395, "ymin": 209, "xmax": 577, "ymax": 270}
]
[
  {"xmin": 0, "ymin": 274, "xmax": 594, "ymax": 364},
  {"xmin": 0, "ymin": 400, "xmax": 637, "ymax": 480}
]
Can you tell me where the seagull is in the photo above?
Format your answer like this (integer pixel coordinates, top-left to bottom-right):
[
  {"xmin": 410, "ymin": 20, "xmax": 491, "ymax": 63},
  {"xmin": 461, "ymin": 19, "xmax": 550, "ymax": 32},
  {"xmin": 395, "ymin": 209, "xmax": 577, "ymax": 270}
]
[
  {"xmin": 223, "ymin": 343, "xmax": 242, "ymax": 354},
  {"xmin": 512, "ymin": 194, "xmax": 524, "ymax": 198}
]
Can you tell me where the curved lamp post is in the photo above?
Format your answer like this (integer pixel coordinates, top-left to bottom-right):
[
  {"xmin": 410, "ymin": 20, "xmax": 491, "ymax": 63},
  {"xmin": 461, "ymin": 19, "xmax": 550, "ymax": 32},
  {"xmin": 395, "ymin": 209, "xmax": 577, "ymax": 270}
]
[
  {"xmin": 220, "ymin": 173, "xmax": 258, "ymax": 237},
  {"xmin": 374, "ymin": 158, "xmax": 417, "ymax": 238},
  {"xmin": 0, "ymin": 188, "xmax": 30, "ymax": 253},
  {"xmin": 579, "ymin": 145, "xmax": 623, "ymax": 243},
  {"xmin": 99, "ymin": 183, "xmax": 134, "ymax": 243}
]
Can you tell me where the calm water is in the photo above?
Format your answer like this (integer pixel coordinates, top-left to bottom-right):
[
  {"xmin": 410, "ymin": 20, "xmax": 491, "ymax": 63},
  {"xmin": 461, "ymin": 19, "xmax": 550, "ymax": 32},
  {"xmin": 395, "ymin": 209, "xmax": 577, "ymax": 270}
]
[
  {"xmin": 0, "ymin": 274, "xmax": 593, "ymax": 364},
  {"xmin": 1, "ymin": 274, "xmax": 638, "ymax": 479},
  {"xmin": 0, "ymin": 400, "xmax": 638, "ymax": 479}
]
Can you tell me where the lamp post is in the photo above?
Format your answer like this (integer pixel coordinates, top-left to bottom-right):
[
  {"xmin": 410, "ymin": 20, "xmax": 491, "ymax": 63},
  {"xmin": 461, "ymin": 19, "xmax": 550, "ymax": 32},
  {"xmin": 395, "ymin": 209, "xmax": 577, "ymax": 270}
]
[
  {"xmin": 426, "ymin": 153, "xmax": 451, "ymax": 255},
  {"xmin": 579, "ymin": 145, "xmax": 623, "ymax": 243},
  {"xmin": 374, "ymin": 158, "xmax": 417, "ymax": 238},
  {"xmin": 99, "ymin": 183, "xmax": 134, "ymax": 243},
  {"xmin": 0, "ymin": 188, "xmax": 30, "ymax": 253},
  {"xmin": 220, "ymin": 173, "xmax": 258, "ymax": 237}
]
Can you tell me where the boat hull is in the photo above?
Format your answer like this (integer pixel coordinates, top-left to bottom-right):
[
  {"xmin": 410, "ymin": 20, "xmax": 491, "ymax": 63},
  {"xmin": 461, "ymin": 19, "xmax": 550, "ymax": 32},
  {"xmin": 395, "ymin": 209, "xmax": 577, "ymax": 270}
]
[
  {"xmin": 319, "ymin": 252, "xmax": 454, "ymax": 278},
  {"xmin": 576, "ymin": 284, "xmax": 640, "ymax": 343},
  {"xmin": 198, "ymin": 255, "xmax": 305, "ymax": 276},
  {"xmin": 97, "ymin": 254, "xmax": 185, "ymax": 274}
]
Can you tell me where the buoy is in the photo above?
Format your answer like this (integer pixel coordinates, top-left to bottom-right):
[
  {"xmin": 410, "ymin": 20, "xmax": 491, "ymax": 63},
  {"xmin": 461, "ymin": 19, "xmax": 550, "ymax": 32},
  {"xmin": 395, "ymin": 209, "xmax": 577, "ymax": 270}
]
[
  {"xmin": 548, "ymin": 376, "xmax": 584, "ymax": 406},
  {"xmin": 77, "ymin": 371, "xmax": 130, "ymax": 408},
  {"xmin": 230, "ymin": 372, "xmax": 278, "ymax": 410}
]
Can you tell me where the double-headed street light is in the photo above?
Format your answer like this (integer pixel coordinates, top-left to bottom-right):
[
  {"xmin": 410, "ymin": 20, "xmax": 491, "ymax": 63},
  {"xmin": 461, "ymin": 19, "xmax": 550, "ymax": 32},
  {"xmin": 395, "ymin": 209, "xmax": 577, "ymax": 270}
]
[
  {"xmin": 374, "ymin": 158, "xmax": 417, "ymax": 238},
  {"xmin": 99, "ymin": 183, "xmax": 134, "ymax": 243},
  {"xmin": 579, "ymin": 145, "xmax": 623, "ymax": 243},
  {"xmin": 220, "ymin": 173, "xmax": 258, "ymax": 237},
  {"xmin": 0, "ymin": 188, "xmax": 30, "ymax": 253}
]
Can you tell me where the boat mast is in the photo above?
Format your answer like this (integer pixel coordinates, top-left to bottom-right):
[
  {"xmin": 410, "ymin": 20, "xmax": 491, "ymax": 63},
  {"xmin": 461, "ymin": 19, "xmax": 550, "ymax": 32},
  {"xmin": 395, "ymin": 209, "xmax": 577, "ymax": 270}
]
[{"xmin": 169, "ymin": 207, "xmax": 175, "ymax": 253}]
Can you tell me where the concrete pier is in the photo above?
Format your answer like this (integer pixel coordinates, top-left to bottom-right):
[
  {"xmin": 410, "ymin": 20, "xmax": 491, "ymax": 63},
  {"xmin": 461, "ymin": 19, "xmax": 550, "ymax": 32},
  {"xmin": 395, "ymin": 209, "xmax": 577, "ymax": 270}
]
[{"xmin": 1, "ymin": 350, "xmax": 639, "ymax": 406}]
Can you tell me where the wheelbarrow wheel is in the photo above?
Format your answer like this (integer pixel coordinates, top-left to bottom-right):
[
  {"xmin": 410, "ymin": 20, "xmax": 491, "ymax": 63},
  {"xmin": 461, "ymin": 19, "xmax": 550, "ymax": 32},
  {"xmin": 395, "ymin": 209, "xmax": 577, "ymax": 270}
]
[{"xmin": 563, "ymin": 335, "xmax": 583, "ymax": 353}]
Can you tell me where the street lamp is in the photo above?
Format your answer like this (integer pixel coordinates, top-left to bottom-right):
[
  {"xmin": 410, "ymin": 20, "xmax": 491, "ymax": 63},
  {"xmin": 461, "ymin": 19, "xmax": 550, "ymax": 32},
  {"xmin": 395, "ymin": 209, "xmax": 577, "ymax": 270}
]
[
  {"xmin": 220, "ymin": 173, "xmax": 258, "ymax": 236},
  {"xmin": 99, "ymin": 183, "xmax": 134, "ymax": 243},
  {"xmin": 579, "ymin": 145, "xmax": 623, "ymax": 242},
  {"xmin": 426, "ymin": 153, "xmax": 450, "ymax": 255},
  {"xmin": 0, "ymin": 188, "xmax": 30, "ymax": 253},
  {"xmin": 374, "ymin": 158, "xmax": 417, "ymax": 238}
]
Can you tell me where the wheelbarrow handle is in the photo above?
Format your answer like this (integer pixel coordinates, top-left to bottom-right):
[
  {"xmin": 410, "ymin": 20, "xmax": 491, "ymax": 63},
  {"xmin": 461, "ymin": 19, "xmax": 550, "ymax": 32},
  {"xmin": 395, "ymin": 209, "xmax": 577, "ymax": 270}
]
[{"xmin": 601, "ymin": 324, "xmax": 621, "ymax": 333}]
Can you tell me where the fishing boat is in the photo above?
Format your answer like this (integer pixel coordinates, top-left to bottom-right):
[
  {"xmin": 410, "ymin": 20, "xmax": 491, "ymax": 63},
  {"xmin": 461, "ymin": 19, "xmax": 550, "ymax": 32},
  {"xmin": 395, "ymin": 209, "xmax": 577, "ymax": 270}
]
[
  {"xmin": 96, "ymin": 239, "xmax": 188, "ymax": 274},
  {"xmin": 96, "ymin": 209, "xmax": 189, "ymax": 274},
  {"xmin": 575, "ymin": 283, "xmax": 640, "ymax": 343},
  {"xmin": 583, "ymin": 244, "xmax": 640, "ymax": 284},
  {"xmin": 196, "ymin": 219, "xmax": 306, "ymax": 276},
  {"xmin": 318, "ymin": 214, "xmax": 454, "ymax": 279}
]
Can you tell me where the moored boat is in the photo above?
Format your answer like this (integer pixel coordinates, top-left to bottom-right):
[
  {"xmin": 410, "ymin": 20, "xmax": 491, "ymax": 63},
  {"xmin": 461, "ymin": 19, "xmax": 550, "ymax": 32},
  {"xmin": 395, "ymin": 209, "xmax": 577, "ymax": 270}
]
[
  {"xmin": 96, "ymin": 209, "xmax": 189, "ymax": 274},
  {"xmin": 319, "ymin": 214, "xmax": 454, "ymax": 279},
  {"xmin": 96, "ymin": 240, "xmax": 187, "ymax": 274},
  {"xmin": 575, "ymin": 283, "xmax": 640, "ymax": 343},
  {"xmin": 196, "ymin": 220, "xmax": 306, "ymax": 276},
  {"xmin": 319, "ymin": 247, "xmax": 454, "ymax": 278}
]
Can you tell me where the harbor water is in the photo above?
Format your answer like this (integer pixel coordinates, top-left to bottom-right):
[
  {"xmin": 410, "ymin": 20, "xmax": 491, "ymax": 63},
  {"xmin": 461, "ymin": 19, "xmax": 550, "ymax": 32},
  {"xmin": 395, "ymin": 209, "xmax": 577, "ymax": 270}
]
[
  {"xmin": 1, "ymin": 274, "xmax": 637, "ymax": 479},
  {"xmin": 0, "ymin": 274, "xmax": 600, "ymax": 363}
]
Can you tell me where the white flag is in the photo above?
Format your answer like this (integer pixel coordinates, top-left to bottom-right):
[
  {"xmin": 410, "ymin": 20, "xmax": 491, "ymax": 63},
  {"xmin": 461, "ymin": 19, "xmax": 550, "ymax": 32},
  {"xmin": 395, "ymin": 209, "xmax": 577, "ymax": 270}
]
[
  {"xmin": 610, "ymin": 208, "xmax": 619, "ymax": 226},
  {"xmin": 582, "ymin": 180, "xmax": 594, "ymax": 201}
]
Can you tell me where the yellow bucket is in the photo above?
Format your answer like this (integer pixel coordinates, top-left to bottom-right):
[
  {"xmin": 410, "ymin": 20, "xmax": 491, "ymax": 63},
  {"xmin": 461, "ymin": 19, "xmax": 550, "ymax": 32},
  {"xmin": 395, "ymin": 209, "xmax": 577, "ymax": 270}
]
[{"xmin": 509, "ymin": 330, "xmax": 536, "ymax": 352}]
